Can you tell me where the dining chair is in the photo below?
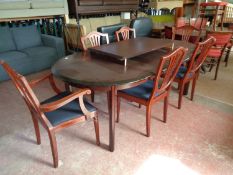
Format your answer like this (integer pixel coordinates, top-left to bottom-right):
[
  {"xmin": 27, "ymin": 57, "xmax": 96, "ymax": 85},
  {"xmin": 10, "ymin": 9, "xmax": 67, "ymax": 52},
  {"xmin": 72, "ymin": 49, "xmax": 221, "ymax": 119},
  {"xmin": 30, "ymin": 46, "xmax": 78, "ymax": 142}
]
[
  {"xmin": 172, "ymin": 25, "xmax": 201, "ymax": 44},
  {"xmin": 115, "ymin": 26, "xmax": 136, "ymax": 42},
  {"xmin": 205, "ymin": 31, "xmax": 232, "ymax": 80},
  {"xmin": 117, "ymin": 47, "xmax": 187, "ymax": 137},
  {"xmin": 174, "ymin": 37, "xmax": 216, "ymax": 109},
  {"xmin": 81, "ymin": 31, "xmax": 109, "ymax": 51},
  {"xmin": 0, "ymin": 61, "xmax": 100, "ymax": 168}
]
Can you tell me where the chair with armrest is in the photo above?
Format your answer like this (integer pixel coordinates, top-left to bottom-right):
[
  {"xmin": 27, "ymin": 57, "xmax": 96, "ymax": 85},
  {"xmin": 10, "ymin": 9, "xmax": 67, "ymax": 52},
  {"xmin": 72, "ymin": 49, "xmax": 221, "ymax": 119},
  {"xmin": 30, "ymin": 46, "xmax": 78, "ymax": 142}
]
[
  {"xmin": 0, "ymin": 60, "xmax": 100, "ymax": 168},
  {"xmin": 129, "ymin": 17, "xmax": 153, "ymax": 37},
  {"xmin": 81, "ymin": 31, "xmax": 109, "ymax": 51},
  {"xmin": 172, "ymin": 25, "xmax": 201, "ymax": 44},
  {"xmin": 117, "ymin": 47, "xmax": 187, "ymax": 137},
  {"xmin": 205, "ymin": 31, "xmax": 232, "ymax": 80},
  {"xmin": 115, "ymin": 26, "xmax": 136, "ymax": 42},
  {"xmin": 174, "ymin": 37, "xmax": 216, "ymax": 109}
]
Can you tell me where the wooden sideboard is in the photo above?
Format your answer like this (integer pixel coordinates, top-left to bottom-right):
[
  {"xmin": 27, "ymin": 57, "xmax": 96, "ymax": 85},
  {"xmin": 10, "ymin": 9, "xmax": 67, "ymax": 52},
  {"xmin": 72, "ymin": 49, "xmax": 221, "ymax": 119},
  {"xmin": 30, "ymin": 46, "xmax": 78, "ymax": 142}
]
[{"xmin": 68, "ymin": 0, "xmax": 139, "ymax": 18}]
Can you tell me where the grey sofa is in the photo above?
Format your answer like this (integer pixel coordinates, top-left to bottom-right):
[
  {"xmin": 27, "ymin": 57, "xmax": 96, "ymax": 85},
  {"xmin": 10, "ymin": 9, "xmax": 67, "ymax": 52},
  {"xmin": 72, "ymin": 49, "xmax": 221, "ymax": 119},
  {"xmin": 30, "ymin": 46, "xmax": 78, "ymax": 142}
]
[{"xmin": 0, "ymin": 25, "xmax": 65, "ymax": 81}]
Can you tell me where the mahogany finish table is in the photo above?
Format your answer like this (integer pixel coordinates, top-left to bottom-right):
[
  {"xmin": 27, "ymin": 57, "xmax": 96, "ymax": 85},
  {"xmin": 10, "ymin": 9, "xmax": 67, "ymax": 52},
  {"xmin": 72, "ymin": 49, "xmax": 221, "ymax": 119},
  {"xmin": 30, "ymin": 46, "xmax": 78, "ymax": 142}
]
[
  {"xmin": 89, "ymin": 37, "xmax": 177, "ymax": 66},
  {"xmin": 52, "ymin": 39, "xmax": 194, "ymax": 152}
]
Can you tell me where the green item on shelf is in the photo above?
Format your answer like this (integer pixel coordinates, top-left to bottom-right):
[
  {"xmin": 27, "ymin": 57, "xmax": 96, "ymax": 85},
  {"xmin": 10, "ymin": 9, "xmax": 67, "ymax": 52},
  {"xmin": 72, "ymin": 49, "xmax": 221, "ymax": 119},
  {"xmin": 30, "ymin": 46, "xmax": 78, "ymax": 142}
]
[{"xmin": 148, "ymin": 15, "xmax": 175, "ymax": 23}]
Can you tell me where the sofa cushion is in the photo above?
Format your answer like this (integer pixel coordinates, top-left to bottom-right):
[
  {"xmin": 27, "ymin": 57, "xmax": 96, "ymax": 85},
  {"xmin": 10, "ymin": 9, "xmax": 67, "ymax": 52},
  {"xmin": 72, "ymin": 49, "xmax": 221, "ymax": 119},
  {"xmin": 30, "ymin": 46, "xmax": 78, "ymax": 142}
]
[
  {"xmin": 89, "ymin": 18, "xmax": 107, "ymax": 32},
  {"xmin": 0, "ymin": 1, "xmax": 30, "ymax": 10},
  {"xmin": 22, "ymin": 46, "xmax": 58, "ymax": 71},
  {"xmin": 105, "ymin": 16, "xmax": 121, "ymax": 25},
  {"xmin": 79, "ymin": 18, "xmax": 92, "ymax": 35},
  {"xmin": 130, "ymin": 17, "xmax": 153, "ymax": 37},
  {"xmin": 97, "ymin": 23, "xmax": 126, "ymax": 43},
  {"xmin": 31, "ymin": 0, "xmax": 64, "ymax": 9},
  {"xmin": 0, "ymin": 26, "xmax": 16, "ymax": 52},
  {"xmin": 11, "ymin": 25, "xmax": 42, "ymax": 50},
  {"xmin": 0, "ymin": 51, "xmax": 32, "ymax": 81}
]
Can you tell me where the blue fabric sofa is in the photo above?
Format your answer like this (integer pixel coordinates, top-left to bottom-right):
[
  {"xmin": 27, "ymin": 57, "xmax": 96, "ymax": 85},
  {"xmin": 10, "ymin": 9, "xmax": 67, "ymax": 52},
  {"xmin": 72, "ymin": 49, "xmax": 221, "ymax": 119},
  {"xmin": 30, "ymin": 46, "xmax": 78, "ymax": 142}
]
[{"xmin": 0, "ymin": 25, "xmax": 65, "ymax": 81}]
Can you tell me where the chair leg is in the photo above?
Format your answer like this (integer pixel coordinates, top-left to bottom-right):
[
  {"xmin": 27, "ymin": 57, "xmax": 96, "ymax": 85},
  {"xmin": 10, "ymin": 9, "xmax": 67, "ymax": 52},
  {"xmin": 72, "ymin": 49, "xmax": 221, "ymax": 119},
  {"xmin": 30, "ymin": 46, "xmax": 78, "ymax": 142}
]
[
  {"xmin": 91, "ymin": 90, "xmax": 95, "ymax": 103},
  {"xmin": 225, "ymin": 48, "xmax": 231, "ymax": 67},
  {"xmin": 31, "ymin": 115, "xmax": 41, "ymax": 145},
  {"xmin": 138, "ymin": 104, "xmax": 141, "ymax": 108},
  {"xmin": 116, "ymin": 96, "xmax": 121, "ymax": 123},
  {"xmin": 191, "ymin": 77, "xmax": 197, "ymax": 101},
  {"xmin": 146, "ymin": 106, "xmax": 151, "ymax": 137},
  {"xmin": 214, "ymin": 59, "xmax": 221, "ymax": 80},
  {"xmin": 178, "ymin": 83, "xmax": 185, "ymax": 109},
  {"xmin": 48, "ymin": 131, "xmax": 58, "ymax": 168},
  {"xmin": 93, "ymin": 116, "xmax": 100, "ymax": 146},
  {"xmin": 163, "ymin": 96, "xmax": 168, "ymax": 123}
]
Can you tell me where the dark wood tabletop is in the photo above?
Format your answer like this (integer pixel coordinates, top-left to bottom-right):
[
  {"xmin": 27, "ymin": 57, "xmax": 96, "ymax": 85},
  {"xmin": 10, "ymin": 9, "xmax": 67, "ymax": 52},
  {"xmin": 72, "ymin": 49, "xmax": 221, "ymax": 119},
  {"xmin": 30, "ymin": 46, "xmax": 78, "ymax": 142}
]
[
  {"xmin": 89, "ymin": 38, "xmax": 190, "ymax": 61},
  {"xmin": 51, "ymin": 39, "xmax": 195, "ymax": 152}
]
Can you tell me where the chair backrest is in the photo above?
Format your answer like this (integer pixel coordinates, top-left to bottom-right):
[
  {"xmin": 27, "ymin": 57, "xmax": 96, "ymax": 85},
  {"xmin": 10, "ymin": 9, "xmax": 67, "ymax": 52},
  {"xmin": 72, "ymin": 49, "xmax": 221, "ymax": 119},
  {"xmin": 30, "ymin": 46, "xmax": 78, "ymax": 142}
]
[
  {"xmin": 81, "ymin": 31, "xmax": 109, "ymax": 51},
  {"xmin": 0, "ymin": 61, "xmax": 50, "ymax": 127},
  {"xmin": 206, "ymin": 31, "xmax": 232, "ymax": 47},
  {"xmin": 191, "ymin": 18, "xmax": 208, "ymax": 30},
  {"xmin": 150, "ymin": 47, "xmax": 187, "ymax": 99},
  {"xmin": 184, "ymin": 37, "xmax": 216, "ymax": 78},
  {"xmin": 64, "ymin": 24, "xmax": 80, "ymax": 50},
  {"xmin": 115, "ymin": 26, "xmax": 136, "ymax": 42},
  {"xmin": 176, "ymin": 17, "xmax": 187, "ymax": 27},
  {"xmin": 172, "ymin": 25, "xmax": 201, "ymax": 43}
]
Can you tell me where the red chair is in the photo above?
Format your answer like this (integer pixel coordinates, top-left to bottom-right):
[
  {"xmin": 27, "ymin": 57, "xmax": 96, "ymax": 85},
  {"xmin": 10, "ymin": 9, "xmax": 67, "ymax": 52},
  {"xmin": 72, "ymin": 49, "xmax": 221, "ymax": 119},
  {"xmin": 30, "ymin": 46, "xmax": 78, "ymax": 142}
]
[
  {"xmin": 205, "ymin": 31, "xmax": 232, "ymax": 80},
  {"xmin": 172, "ymin": 25, "xmax": 201, "ymax": 44},
  {"xmin": 115, "ymin": 26, "xmax": 136, "ymax": 42},
  {"xmin": 117, "ymin": 47, "xmax": 187, "ymax": 137},
  {"xmin": 174, "ymin": 37, "xmax": 216, "ymax": 109},
  {"xmin": 0, "ymin": 61, "xmax": 100, "ymax": 168}
]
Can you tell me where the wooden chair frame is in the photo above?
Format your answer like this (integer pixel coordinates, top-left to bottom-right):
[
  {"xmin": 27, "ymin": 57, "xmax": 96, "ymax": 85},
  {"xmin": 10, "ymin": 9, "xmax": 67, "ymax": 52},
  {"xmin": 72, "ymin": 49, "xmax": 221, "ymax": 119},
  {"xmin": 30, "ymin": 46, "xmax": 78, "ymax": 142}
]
[
  {"xmin": 205, "ymin": 31, "xmax": 232, "ymax": 80},
  {"xmin": 172, "ymin": 25, "xmax": 201, "ymax": 44},
  {"xmin": 81, "ymin": 31, "xmax": 109, "ymax": 51},
  {"xmin": 174, "ymin": 37, "xmax": 216, "ymax": 109},
  {"xmin": 115, "ymin": 26, "xmax": 136, "ymax": 42},
  {"xmin": 0, "ymin": 61, "xmax": 100, "ymax": 168},
  {"xmin": 117, "ymin": 47, "xmax": 186, "ymax": 137}
]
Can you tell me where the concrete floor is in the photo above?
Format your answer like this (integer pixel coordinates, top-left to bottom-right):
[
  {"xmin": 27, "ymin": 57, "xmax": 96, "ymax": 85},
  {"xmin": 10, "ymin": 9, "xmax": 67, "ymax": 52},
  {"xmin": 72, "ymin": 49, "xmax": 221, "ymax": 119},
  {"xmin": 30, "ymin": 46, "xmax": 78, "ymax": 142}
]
[{"xmin": 0, "ymin": 54, "xmax": 233, "ymax": 175}]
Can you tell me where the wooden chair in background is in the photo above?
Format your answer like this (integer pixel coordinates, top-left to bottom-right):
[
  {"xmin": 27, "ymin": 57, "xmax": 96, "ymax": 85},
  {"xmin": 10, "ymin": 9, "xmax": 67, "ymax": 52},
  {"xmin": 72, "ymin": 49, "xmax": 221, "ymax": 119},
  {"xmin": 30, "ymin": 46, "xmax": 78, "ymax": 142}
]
[
  {"xmin": 115, "ymin": 26, "xmax": 136, "ymax": 42},
  {"xmin": 172, "ymin": 25, "xmax": 201, "ymax": 44},
  {"xmin": 174, "ymin": 37, "xmax": 216, "ymax": 109},
  {"xmin": 0, "ymin": 61, "xmax": 100, "ymax": 168},
  {"xmin": 117, "ymin": 47, "xmax": 187, "ymax": 137},
  {"xmin": 205, "ymin": 31, "xmax": 232, "ymax": 80},
  {"xmin": 81, "ymin": 31, "xmax": 109, "ymax": 51}
]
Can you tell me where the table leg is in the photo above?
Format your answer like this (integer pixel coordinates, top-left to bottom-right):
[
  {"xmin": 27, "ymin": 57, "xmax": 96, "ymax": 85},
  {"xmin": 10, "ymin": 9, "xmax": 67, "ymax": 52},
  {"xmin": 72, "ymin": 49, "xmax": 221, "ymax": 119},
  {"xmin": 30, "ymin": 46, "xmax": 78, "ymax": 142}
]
[{"xmin": 109, "ymin": 86, "xmax": 116, "ymax": 152}]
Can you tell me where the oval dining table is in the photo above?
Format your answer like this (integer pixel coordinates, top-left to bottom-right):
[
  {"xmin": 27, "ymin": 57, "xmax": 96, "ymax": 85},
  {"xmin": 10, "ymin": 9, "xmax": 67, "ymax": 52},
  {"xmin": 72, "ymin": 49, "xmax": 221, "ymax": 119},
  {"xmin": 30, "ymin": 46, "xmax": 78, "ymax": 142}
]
[{"xmin": 51, "ymin": 38, "xmax": 195, "ymax": 152}]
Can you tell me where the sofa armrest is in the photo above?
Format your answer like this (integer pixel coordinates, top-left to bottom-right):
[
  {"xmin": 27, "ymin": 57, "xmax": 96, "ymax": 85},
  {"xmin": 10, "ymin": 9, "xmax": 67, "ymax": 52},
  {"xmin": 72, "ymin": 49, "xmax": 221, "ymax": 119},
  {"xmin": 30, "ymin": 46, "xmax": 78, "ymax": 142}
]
[{"xmin": 41, "ymin": 34, "xmax": 65, "ymax": 58}]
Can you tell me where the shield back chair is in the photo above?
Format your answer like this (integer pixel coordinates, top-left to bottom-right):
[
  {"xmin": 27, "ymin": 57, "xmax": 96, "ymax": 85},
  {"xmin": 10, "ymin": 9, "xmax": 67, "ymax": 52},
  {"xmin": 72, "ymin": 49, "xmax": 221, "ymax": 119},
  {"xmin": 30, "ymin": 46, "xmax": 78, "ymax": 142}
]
[
  {"xmin": 172, "ymin": 25, "xmax": 201, "ymax": 44},
  {"xmin": 117, "ymin": 47, "xmax": 187, "ymax": 137},
  {"xmin": 80, "ymin": 31, "xmax": 109, "ymax": 102},
  {"xmin": 115, "ymin": 26, "xmax": 136, "ymax": 42},
  {"xmin": 81, "ymin": 31, "xmax": 109, "ymax": 51},
  {"xmin": 0, "ymin": 61, "xmax": 100, "ymax": 168},
  {"xmin": 205, "ymin": 31, "xmax": 232, "ymax": 80},
  {"xmin": 174, "ymin": 37, "xmax": 216, "ymax": 109}
]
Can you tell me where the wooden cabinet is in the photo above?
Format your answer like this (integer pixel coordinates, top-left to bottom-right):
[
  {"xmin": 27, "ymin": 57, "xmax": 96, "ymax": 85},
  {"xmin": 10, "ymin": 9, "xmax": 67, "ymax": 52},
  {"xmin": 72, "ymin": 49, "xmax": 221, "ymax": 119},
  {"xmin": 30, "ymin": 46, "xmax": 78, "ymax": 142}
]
[{"xmin": 68, "ymin": 0, "xmax": 139, "ymax": 18}]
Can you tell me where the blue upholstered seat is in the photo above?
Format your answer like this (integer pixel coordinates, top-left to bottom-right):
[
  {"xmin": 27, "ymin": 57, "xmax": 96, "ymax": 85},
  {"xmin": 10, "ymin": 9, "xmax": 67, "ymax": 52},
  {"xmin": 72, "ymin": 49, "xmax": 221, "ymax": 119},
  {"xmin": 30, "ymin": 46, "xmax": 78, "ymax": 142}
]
[
  {"xmin": 120, "ymin": 80, "xmax": 160, "ymax": 100},
  {"xmin": 41, "ymin": 91, "xmax": 96, "ymax": 126},
  {"xmin": 176, "ymin": 66, "xmax": 194, "ymax": 79}
]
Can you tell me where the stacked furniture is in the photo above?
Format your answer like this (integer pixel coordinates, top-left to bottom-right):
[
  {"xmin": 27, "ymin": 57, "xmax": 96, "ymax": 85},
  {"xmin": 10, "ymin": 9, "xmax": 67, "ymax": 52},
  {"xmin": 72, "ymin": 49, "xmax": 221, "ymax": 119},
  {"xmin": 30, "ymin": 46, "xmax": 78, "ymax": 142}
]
[
  {"xmin": 0, "ymin": 25, "xmax": 65, "ymax": 81},
  {"xmin": 0, "ymin": 0, "xmax": 68, "ymax": 21}
]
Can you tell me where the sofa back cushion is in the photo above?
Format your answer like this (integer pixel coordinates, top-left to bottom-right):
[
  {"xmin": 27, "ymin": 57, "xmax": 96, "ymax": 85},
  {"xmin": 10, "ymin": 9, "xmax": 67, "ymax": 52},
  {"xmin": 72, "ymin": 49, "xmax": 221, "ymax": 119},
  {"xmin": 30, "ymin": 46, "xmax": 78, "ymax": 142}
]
[
  {"xmin": 0, "ymin": 26, "xmax": 16, "ymax": 52},
  {"xmin": 11, "ymin": 25, "xmax": 42, "ymax": 50}
]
